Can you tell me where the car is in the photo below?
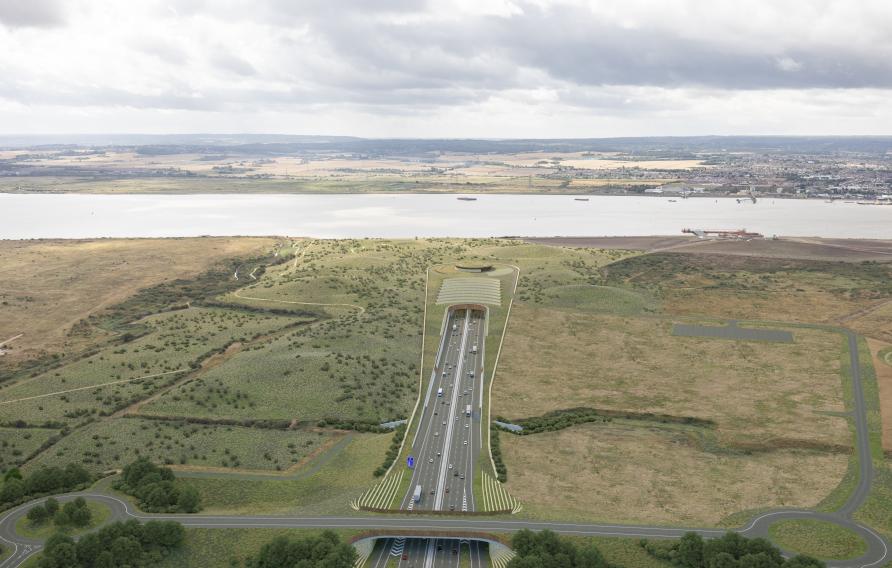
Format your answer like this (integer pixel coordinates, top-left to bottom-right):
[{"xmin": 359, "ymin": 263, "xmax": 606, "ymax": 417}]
[
  {"xmin": 434, "ymin": 432, "xmax": 439, "ymax": 436},
  {"xmin": 445, "ymin": 487, "xmax": 450, "ymax": 493},
  {"xmin": 450, "ymin": 505, "xmax": 455, "ymax": 511},
  {"xmin": 402, "ymin": 554, "xmax": 408, "ymax": 560},
  {"xmin": 442, "ymin": 421, "xmax": 446, "ymax": 426},
  {"xmin": 465, "ymin": 423, "xmax": 469, "ymax": 428},
  {"xmin": 454, "ymin": 471, "xmax": 458, "ymax": 477},
  {"xmin": 464, "ymin": 440, "xmax": 468, "ymax": 445},
  {"xmin": 448, "ymin": 463, "xmax": 453, "ymax": 469},
  {"xmin": 429, "ymin": 458, "xmax": 433, "ymax": 463},
  {"xmin": 437, "ymin": 545, "xmax": 442, "ymax": 551},
  {"xmin": 430, "ymin": 489, "xmax": 435, "ymax": 494},
  {"xmin": 437, "ymin": 451, "xmax": 441, "ymax": 456},
  {"xmin": 460, "ymin": 474, "xmax": 464, "ymax": 479},
  {"xmin": 455, "ymin": 416, "xmax": 459, "ymax": 420},
  {"xmin": 434, "ymin": 411, "xmax": 438, "ymax": 415}
]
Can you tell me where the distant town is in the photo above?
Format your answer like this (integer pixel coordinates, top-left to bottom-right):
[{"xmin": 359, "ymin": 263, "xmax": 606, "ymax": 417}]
[{"xmin": 1, "ymin": 135, "xmax": 890, "ymax": 200}]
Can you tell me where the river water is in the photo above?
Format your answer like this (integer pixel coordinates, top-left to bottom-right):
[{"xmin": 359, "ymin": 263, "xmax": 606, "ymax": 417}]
[{"xmin": 1, "ymin": 193, "xmax": 890, "ymax": 239}]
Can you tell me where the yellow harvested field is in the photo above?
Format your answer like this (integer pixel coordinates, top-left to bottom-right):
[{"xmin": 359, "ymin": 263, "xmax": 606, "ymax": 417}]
[
  {"xmin": 502, "ymin": 422, "xmax": 848, "ymax": 526},
  {"xmin": 494, "ymin": 305, "xmax": 849, "ymax": 449}
]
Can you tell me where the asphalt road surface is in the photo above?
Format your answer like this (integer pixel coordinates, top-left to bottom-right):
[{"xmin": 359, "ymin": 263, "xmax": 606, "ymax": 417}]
[
  {"xmin": 367, "ymin": 537, "xmax": 486, "ymax": 568},
  {"xmin": 400, "ymin": 308, "xmax": 485, "ymax": 515},
  {"xmin": 1, "ymin": 329, "xmax": 888, "ymax": 568},
  {"xmin": 390, "ymin": 307, "xmax": 487, "ymax": 566}
]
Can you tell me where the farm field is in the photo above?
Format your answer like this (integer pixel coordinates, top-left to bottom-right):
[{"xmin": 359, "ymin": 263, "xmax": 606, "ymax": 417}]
[
  {"xmin": 489, "ymin": 248, "xmax": 891, "ymax": 528},
  {"xmin": 0, "ymin": 237, "xmax": 278, "ymax": 369},
  {"xmin": 501, "ymin": 422, "xmax": 848, "ymax": 526},
  {"xmin": 495, "ymin": 305, "xmax": 849, "ymax": 449},
  {"xmin": 23, "ymin": 417, "xmax": 338, "ymax": 475}
]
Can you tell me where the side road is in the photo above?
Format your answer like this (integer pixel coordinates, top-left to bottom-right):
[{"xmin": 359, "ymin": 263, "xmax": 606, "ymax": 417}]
[{"xmin": 0, "ymin": 329, "xmax": 887, "ymax": 568}]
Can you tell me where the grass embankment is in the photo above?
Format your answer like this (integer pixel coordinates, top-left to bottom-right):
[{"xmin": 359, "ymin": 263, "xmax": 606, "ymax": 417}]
[
  {"xmin": 768, "ymin": 519, "xmax": 867, "ymax": 560},
  {"xmin": 14, "ymin": 500, "xmax": 112, "ymax": 540},
  {"xmin": 155, "ymin": 528, "xmax": 361, "ymax": 568},
  {"xmin": 183, "ymin": 432, "xmax": 390, "ymax": 515}
]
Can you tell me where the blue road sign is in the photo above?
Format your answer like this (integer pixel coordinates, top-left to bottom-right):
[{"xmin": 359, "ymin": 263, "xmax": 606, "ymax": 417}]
[{"xmin": 407, "ymin": 456, "xmax": 415, "ymax": 469}]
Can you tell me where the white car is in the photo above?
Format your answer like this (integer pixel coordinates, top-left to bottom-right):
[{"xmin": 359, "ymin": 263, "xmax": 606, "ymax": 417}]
[
  {"xmin": 448, "ymin": 464, "xmax": 453, "ymax": 469},
  {"xmin": 464, "ymin": 440, "xmax": 468, "ymax": 445}
]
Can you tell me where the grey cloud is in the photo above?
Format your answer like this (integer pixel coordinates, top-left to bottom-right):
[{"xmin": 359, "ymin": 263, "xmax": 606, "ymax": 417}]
[
  {"xmin": 0, "ymin": 0, "xmax": 65, "ymax": 28},
  {"xmin": 278, "ymin": 1, "xmax": 892, "ymax": 91},
  {"xmin": 131, "ymin": 37, "xmax": 190, "ymax": 65},
  {"xmin": 211, "ymin": 52, "xmax": 257, "ymax": 76}
]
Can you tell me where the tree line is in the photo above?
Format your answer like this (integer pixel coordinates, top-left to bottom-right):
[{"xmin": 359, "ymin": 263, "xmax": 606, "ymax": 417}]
[{"xmin": 0, "ymin": 464, "xmax": 92, "ymax": 510}]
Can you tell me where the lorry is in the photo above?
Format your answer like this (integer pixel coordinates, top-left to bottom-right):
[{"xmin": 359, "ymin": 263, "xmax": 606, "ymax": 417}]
[
  {"xmin": 465, "ymin": 404, "xmax": 471, "ymax": 417},
  {"xmin": 471, "ymin": 345, "xmax": 477, "ymax": 354},
  {"xmin": 413, "ymin": 484, "xmax": 422, "ymax": 503}
]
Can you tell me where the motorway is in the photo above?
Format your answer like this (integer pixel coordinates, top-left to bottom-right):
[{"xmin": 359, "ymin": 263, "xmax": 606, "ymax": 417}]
[
  {"xmin": 385, "ymin": 307, "xmax": 487, "ymax": 566},
  {"xmin": 368, "ymin": 537, "xmax": 487, "ymax": 568},
  {"xmin": 399, "ymin": 308, "xmax": 485, "ymax": 514},
  {"xmin": 1, "ymin": 327, "xmax": 889, "ymax": 568}
]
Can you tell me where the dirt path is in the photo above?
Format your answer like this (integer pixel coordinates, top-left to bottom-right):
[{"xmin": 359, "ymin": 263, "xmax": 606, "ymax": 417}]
[{"xmin": 0, "ymin": 368, "xmax": 187, "ymax": 406}]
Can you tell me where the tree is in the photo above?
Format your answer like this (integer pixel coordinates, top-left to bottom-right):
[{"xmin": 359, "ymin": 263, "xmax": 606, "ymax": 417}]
[
  {"xmin": 0, "ymin": 478, "xmax": 24, "ymax": 503},
  {"xmin": 3, "ymin": 468, "xmax": 22, "ymax": 482},
  {"xmin": 677, "ymin": 532, "xmax": 705, "ymax": 568},
  {"xmin": 45, "ymin": 498, "xmax": 60, "ymax": 515},
  {"xmin": 27, "ymin": 505, "xmax": 50, "ymax": 524},
  {"xmin": 176, "ymin": 485, "xmax": 200, "ymax": 513},
  {"xmin": 784, "ymin": 556, "xmax": 825, "ymax": 568},
  {"xmin": 709, "ymin": 552, "xmax": 740, "ymax": 568}
]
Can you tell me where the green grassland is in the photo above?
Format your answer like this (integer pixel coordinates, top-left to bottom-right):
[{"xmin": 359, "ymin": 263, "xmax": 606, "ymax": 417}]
[
  {"xmin": 182, "ymin": 432, "xmax": 391, "ymax": 515},
  {"xmin": 0, "ymin": 427, "xmax": 58, "ymax": 471},
  {"xmin": 156, "ymin": 528, "xmax": 361, "ymax": 568},
  {"xmin": 23, "ymin": 417, "xmax": 337, "ymax": 475},
  {"xmin": 0, "ymin": 308, "xmax": 303, "ymax": 426},
  {"xmin": 768, "ymin": 519, "xmax": 867, "ymax": 560},
  {"xmin": 14, "ymin": 500, "xmax": 112, "ymax": 540}
]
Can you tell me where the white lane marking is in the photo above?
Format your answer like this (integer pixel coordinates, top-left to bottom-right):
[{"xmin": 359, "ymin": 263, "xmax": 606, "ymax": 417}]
[{"xmin": 435, "ymin": 311, "xmax": 470, "ymax": 510}]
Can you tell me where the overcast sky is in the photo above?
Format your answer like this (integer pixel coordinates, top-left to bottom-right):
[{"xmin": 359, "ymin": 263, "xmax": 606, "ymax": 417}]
[{"xmin": 1, "ymin": 0, "xmax": 891, "ymax": 138}]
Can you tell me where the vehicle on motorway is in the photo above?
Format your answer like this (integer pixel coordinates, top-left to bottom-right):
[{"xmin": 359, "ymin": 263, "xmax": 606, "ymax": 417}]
[
  {"xmin": 437, "ymin": 387, "xmax": 443, "ymax": 397},
  {"xmin": 453, "ymin": 323, "xmax": 457, "ymax": 331},
  {"xmin": 469, "ymin": 370, "xmax": 474, "ymax": 377},
  {"xmin": 448, "ymin": 463, "xmax": 453, "ymax": 469},
  {"xmin": 471, "ymin": 345, "xmax": 477, "ymax": 353},
  {"xmin": 465, "ymin": 404, "xmax": 471, "ymax": 417},
  {"xmin": 413, "ymin": 484, "xmax": 422, "ymax": 503}
]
